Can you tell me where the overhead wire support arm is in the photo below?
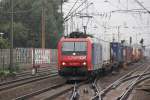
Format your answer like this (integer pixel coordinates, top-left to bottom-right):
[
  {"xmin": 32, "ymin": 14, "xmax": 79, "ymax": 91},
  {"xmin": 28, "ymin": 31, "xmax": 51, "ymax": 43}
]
[{"xmin": 111, "ymin": 9, "xmax": 148, "ymax": 13}]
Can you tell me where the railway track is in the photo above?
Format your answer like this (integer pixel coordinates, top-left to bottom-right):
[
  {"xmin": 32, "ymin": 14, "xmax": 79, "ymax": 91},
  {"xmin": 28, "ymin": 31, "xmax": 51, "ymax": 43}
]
[
  {"xmin": 15, "ymin": 68, "xmax": 56, "ymax": 78},
  {"xmin": 117, "ymin": 65, "xmax": 150, "ymax": 100},
  {"xmin": 0, "ymin": 72, "xmax": 62, "ymax": 100},
  {"xmin": 22, "ymin": 62, "xmax": 145, "ymax": 100},
  {"xmin": 70, "ymin": 82, "xmax": 81, "ymax": 100},
  {"xmin": 0, "ymin": 72, "xmax": 58, "ymax": 91},
  {"xmin": 15, "ymin": 65, "xmax": 57, "ymax": 77},
  {"xmin": 64, "ymin": 62, "xmax": 148, "ymax": 100},
  {"xmin": 91, "ymin": 62, "xmax": 150, "ymax": 100},
  {"xmin": 0, "ymin": 64, "xmax": 57, "ymax": 87},
  {"xmin": 0, "ymin": 62, "xmax": 145, "ymax": 100},
  {"xmin": 69, "ymin": 77, "xmax": 101, "ymax": 100},
  {"xmin": 14, "ymin": 82, "xmax": 67, "ymax": 100},
  {"xmin": 14, "ymin": 81, "xmax": 88, "ymax": 100},
  {"xmin": 90, "ymin": 78, "xmax": 101, "ymax": 100}
]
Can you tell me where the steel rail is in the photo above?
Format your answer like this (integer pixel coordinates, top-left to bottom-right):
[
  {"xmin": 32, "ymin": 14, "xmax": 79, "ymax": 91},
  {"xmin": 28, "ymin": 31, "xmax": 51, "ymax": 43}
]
[
  {"xmin": 46, "ymin": 81, "xmax": 88, "ymax": 100},
  {"xmin": 91, "ymin": 78, "xmax": 101, "ymax": 100},
  {"xmin": 91, "ymin": 63, "xmax": 146, "ymax": 100},
  {"xmin": 112, "ymin": 72, "xmax": 150, "ymax": 88},
  {"xmin": 0, "ymin": 73, "xmax": 58, "ymax": 91},
  {"xmin": 101, "ymin": 63, "xmax": 145, "ymax": 95},
  {"xmin": 118, "ymin": 65, "xmax": 150, "ymax": 100},
  {"xmin": 0, "ymin": 71, "xmax": 57, "ymax": 86},
  {"xmin": 91, "ymin": 72, "xmax": 150, "ymax": 100},
  {"xmin": 70, "ymin": 82, "xmax": 80, "ymax": 100},
  {"xmin": 16, "ymin": 69, "xmax": 52, "ymax": 77},
  {"xmin": 15, "ymin": 65, "xmax": 56, "ymax": 77},
  {"xmin": 14, "ymin": 82, "xmax": 66, "ymax": 100},
  {"xmin": 118, "ymin": 76, "xmax": 150, "ymax": 100}
]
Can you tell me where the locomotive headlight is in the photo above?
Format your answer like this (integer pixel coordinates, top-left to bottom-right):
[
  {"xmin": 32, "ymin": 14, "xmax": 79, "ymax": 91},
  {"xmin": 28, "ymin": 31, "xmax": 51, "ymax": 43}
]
[
  {"xmin": 83, "ymin": 62, "xmax": 86, "ymax": 66},
  {"xmin": 62, "ymin": 62, "xmax": 66, "ymax": 65}
]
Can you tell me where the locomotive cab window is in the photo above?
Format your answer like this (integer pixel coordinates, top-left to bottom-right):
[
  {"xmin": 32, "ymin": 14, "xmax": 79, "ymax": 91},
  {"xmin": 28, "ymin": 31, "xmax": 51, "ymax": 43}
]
[{"xmin": 62, "ymin": 42, "xmax": 87, "ymax": 55}]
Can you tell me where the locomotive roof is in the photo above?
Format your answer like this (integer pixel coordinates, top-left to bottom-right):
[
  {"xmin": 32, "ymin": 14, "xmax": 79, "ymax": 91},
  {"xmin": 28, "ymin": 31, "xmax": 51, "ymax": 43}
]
[
  {"xmin": 68, "ymin": 31, "xmax": 93, "ymax": 38},
  {"xmin": 60, "ymin": 37, "xmax": 107, "ymax": 45},
  {"xmin": 60, "ymin": 36, "xmax": 92, "ymax": 42}
]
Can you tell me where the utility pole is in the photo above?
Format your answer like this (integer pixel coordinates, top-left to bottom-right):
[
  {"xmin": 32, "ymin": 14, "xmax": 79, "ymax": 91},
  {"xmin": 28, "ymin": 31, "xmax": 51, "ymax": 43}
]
[
  {"xmin": 126, "ymin": 0, "xmax": 128, "ymax": 10},
  {"xmin": 61, "ymin": 0, "xmax": 63, "ymax": 36},
  {"xmin": 83, "ymin": 26, "xmax": 87, "ymax": 34},
  {"xmin": 41, "ymin": 6, "xmax": 45, "ymax": 48},
  {"xmin": 130, "ymin": 36, "xmax": 132, "ymax": 46},
  {"xmin": 10, "ymin": 0, "xmax": 14, "ymax": 72},
  {"xmin": 32, "ymin": 33, "xmax": 35, "ymax": 66},
  {"xmin": 136, "ymin": 33, "xmax": 138, "ymax": 43},
  {"xmin": 71, "ymin": 15, "xmax": 73, "ymax": 32},
  {"xmin": 61, "ymin": 0, "xmax": 63, "ymax": 15},
  {"xmin": 113, "ymin": 33, "xmax": 115, "ymax": 42},
  {"xmin": 32, "ymin": 32, "xmax": 36, "ymax": 75},
  {"xmin": 117, "ymin": 26, "xmax": 120, "ymax": 42}
]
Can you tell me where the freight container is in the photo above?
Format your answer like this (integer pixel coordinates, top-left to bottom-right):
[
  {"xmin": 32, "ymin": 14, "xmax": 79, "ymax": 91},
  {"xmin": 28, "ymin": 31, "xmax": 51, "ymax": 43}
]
[
  {"xmin": 92, "ymin": 43, "xmax": 103, "ymax": 70},
  {"xmin": 132, "ymin": 47, "xmax": 137, "ymax": 62},
  {"xmin": 102, "ymin": 41, "xmax": 110, "ymax": 65},
  {"xmin": 92, "ymin": 39, "xmax": 110, "ymax": 70},
  {"xmin": 132, "ymin": 44, "xmax": 143, "ymax": 61},
  {"xmin": 124, "ymin": 46, "xmax": 132, "ymax": 64},
  {"xmin": 110, "ymin": 42, "xmax": 124, "ymax": 65}
]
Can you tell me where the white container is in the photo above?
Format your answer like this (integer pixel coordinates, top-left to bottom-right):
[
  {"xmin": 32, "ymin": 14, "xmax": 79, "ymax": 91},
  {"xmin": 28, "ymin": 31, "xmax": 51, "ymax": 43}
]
[{"xmin": 102, "ymin": 41, "xmax": 110, "ymax": 64}]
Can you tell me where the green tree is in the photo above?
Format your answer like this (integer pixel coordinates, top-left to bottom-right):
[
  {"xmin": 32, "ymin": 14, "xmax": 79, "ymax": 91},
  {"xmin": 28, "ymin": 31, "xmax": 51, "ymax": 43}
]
[
  {"xmin": 0, "ymin": 0, "xmax": 64, "ymax": 48},
  {"xmin": 0, "ymin": 37, "xmax": 10, "ymax": 49}
]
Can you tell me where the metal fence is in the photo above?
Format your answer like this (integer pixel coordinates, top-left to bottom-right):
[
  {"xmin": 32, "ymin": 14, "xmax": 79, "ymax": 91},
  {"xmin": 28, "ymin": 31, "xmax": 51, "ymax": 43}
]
[{"xmin": 0, "ymin": 48, "xmax": 57, "ymax": 70}]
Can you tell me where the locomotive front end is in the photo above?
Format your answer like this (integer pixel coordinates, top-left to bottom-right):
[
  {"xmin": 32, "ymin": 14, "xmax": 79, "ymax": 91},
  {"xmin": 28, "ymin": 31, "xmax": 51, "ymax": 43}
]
[{"xmin": 58, "ymin": 38, "xmax": 90, "ymax": 79}]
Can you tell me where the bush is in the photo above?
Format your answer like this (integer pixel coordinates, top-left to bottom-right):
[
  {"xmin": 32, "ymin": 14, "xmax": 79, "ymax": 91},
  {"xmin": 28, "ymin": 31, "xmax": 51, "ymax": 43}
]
[
  {"xmin": 14, "ymin": 63, "xmax": 20, "ymax": 72},
  {"xmin": 0, "ymin": 70, "xmax": 9, "ymax": 77},
  {"xmin": 0, "ymin": 63, "xmax": 21, "ymax": 78},
  {"xmin": 0, "ymin": 37, "xmax": 10, "ymax": 49}
]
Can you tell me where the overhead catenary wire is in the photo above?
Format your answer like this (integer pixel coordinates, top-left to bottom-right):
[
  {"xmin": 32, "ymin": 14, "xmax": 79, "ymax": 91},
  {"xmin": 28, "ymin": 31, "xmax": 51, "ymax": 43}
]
[
  {"xmin": 106, "ymin": 0, "xmax": 123, "ymax": 11},
  {"xmin": 122, "ymin": 0, "xmax": 149, "ymax": 35},
  {"xmin": 64, "ymin": 0, "xmax": 89, "ymax": 21},
  {"xmin": 64, "ymin": 0, "xmax": 80, "ymax": 20},
  {"xmin": 64, "ymin": 2, "xmax": 93, "ymax": 22},
  {"xmin": 102, "ymin": 0, "xmax": 149, "ymax": 34},
  {"xmin": 94, "ymin": 36, "xmax": 111, "ymax": 43},
  {"xmin": 135, "ymin": 0, "xmax": 150, "ymax": 14},
  {"xmin": 104, "ymin": 0, "xmax": 149, "ymax": 41}
]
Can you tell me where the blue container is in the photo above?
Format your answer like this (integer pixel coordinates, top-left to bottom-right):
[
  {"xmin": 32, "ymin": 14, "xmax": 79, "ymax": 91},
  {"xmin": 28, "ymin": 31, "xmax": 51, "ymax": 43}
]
[{"xmin": 110, "ymin": 42, "xmax": 124, "ymax": 63}]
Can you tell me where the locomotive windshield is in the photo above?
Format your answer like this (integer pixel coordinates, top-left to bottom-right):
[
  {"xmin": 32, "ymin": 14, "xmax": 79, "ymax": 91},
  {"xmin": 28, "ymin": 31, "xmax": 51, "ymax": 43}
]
[{"xmin": 62, "ymin": 42, "xmax": 87, "ymax": 55}]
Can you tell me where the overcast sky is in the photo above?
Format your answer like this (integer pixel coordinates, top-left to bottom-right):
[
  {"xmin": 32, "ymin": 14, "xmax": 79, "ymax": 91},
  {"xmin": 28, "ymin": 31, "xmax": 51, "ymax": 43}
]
[{"xmin": 63, "ymin": 0, "xmax": 150, "ymax": 46}]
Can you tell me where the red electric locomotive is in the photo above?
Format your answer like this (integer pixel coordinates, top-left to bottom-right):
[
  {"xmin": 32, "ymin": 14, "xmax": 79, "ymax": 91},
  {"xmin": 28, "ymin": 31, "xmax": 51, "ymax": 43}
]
[{"xmin": 57, "ymin": 32, "xmax": 108, "ymax": 80}]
